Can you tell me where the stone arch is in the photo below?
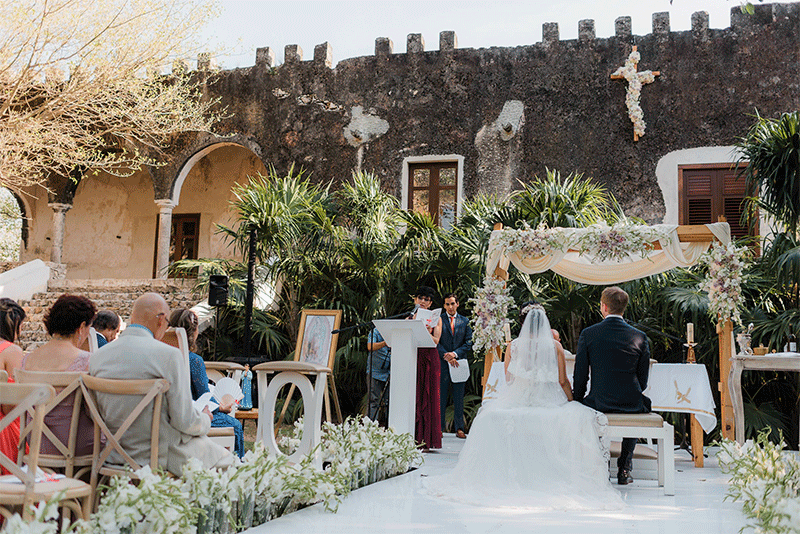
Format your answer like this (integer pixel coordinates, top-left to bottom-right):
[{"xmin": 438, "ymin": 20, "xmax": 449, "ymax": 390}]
[
  {"xmin": 169, "ymin": 135, "xmax": 266, "ymax": 205},
  {"xmin": 1, "ymin": 188, "xmax": 27, "ymax": 256}
]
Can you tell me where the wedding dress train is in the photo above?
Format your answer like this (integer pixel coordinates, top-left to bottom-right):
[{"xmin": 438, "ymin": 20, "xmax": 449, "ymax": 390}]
[{"xmin": 424, "ymin": 307, "xmax": 624, "ymax": 511}]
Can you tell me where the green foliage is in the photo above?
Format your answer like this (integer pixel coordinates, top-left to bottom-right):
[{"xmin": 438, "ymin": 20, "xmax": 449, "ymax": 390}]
[
  {"xmin": 738, "ymin": 111, "xmax": 800, "ymax": 235},
  {"xmin": 175, "ymin": 163, "xmax": 800, "ymax": 444}
]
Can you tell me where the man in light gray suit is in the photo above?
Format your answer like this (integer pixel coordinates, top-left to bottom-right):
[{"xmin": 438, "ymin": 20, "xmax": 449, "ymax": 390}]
[{"xmin": 90, "ymin": 292, "xmax": 231, "ymax": 476}]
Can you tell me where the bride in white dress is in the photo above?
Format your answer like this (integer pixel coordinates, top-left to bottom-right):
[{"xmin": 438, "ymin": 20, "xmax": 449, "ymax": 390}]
[{"xmin": 425, "ymin": 303, "xmax": 623, "ymax": 511}]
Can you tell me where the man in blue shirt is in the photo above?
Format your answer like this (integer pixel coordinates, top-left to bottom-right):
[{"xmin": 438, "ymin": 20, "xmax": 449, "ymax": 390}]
[{"xmin": 367, "ymin": 328, "xmax": 391, "ymax": 421}]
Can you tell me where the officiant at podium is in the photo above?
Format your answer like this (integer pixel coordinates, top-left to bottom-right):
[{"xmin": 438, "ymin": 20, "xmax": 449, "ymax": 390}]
[
  {"xmin": 438, "ymin": 294, "xmax": 473, "ymax": 439},
  {"xmin": 411, "ymin": 286, "xmax": 443, "ymax": 451}
]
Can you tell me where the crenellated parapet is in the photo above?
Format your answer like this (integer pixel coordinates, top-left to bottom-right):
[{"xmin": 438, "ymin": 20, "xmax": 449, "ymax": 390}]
[{"xmin": 167, "ymin": 2, "xmax": 800, "ymax": 224}]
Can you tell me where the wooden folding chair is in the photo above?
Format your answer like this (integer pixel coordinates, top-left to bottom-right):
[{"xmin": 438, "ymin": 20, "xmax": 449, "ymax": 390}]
[
  {"xmin": 79, "ymin": 375, "xmax": 170, "ymax": 506},
  {"xmin": 0, "ymin": 382, "xmax": 91, "ymax": 521},
  {"xmin": 16, "ymin": 370, "xmax": 92, "ymax": 480}
]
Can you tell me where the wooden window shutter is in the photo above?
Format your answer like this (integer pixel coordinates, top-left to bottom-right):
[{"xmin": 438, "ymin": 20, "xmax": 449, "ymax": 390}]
[{"xmin": 679, "ymin": 164, "xmax": 752, "ymax": 240}]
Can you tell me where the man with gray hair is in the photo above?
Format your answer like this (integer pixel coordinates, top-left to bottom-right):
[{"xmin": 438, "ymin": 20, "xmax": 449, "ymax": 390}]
[{"xmin": 90, "ymin": 292, "xmax": 231, "ymax": 475}]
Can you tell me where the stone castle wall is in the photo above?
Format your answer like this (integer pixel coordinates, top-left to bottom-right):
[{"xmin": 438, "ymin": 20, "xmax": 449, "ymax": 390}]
[{"xmin": 170, "ymin": 2, "xmax": 800, "ymax": 224}]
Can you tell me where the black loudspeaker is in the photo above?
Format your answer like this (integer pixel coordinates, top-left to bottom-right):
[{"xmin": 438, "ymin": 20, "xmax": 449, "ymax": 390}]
[{"xmin": 209, "ymin": 275, "xmax": 229, "ymax": 307}]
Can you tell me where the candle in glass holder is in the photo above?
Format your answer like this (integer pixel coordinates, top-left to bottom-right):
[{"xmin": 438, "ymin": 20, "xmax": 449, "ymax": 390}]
[{"xmin": 687, "ymin": 323, "xmax": 694, "ymax": 344}]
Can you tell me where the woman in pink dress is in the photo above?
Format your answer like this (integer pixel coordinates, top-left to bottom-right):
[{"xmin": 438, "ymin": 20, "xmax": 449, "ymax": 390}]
[
  {"xmin": 411, "ymin": 286, "xmax": 442, "ymax": 451},
  {"xmin": 22, "ymin": 295, "xmax": 96, "ymax": 457},
  {"xmin": 0, "ymin": 299, "xmax": 27, "ymax": 474}
]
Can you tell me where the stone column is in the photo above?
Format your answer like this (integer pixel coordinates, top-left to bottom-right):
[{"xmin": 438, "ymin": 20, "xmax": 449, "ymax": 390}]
[
  {"xmin": 47, "ymin": 203, "xmax": 71, "ymax": 263},
  {"xmin": 154, "ymin": 199, "xmax": 176, "ymax": 279}
]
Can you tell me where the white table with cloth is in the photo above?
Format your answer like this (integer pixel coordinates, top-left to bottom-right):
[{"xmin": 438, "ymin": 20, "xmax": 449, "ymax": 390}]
[{"xmin": 645, "ymin": 363, "xmax": 717, "ymax": 434}]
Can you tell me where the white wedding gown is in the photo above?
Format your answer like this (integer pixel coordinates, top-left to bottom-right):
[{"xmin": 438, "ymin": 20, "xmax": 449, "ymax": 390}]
[{"xmin": 424, "ymin": 308, "xmax": 624, "ymax": 511}]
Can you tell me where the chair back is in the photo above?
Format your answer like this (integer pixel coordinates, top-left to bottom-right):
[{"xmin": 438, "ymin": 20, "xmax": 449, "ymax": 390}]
[
  {"xmin": 79, "ymin": 375, "xmax": 169, "ymax": 488},
  {"xmin": 15, "ymin": 370, "xmax": 88, "ymax": 478},
  {"xmin": 88, "ymin": 328, "xmax": 100, "ymax": 353},
  {"xmin": 161, "ymin": 327, "xmax": 190, "ymax": 372},
  {"xmin": 0, "ymin": 383, "xmax": 55, "ymax": 497},
  {"xmin": 204, "ymin": 361, "xmax": 246, "ymax": 385}
]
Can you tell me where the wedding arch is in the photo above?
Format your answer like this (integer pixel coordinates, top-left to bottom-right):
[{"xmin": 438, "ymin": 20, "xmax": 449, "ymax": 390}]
[{"xmin": 473, "ymin": 220, "xmax": 746, "ymax": 445}]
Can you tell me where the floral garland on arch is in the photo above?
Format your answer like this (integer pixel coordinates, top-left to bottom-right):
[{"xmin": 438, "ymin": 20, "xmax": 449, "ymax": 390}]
[
  {"xmin": 473, "ymin": 224, "xmax": 746, "ymax": 354},
  {"xmin": 700, "ymin": 241, "xmax": 749, "ymax": 327},
  {"xmin": 575, "ymin": 224, "xmax": 669, "ymax": 262},
  {"xmin": 489, "ymin": 222, "xmax": 670, "ymax": 266},
  {"xmin": 489, "ymin": 222, "xmax": 563, "ymax": 259}
]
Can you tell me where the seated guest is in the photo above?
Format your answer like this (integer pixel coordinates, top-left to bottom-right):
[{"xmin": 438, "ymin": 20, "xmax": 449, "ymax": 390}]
[
  {"xmin": 22, "ymin": 295, "xmax": 96, "ymax": 456},
  {"xmin": 169, "ymin": 308, "xmax": 245, "ymax": 458},
  {"xmin": 90, "ymin": 293, "xmax": 231, "ymax": 476},
  {"xmin": 0, "ymin": 298, "xmax": 27, "ymax": 473},
  {"xmin": 92, "ymin": 310, "xmax": 121, "ymax": 348}
]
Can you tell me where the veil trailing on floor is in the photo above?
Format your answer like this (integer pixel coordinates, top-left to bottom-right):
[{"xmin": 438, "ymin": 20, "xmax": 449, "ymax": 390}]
[{"xmin": 422, "ymin": 304, "xmax": 623, "ymax": 511}]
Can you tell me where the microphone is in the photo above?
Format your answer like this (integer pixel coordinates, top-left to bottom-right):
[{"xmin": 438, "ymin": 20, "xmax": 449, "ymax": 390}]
[{"xmin": 406, "ymin": 304, "xmax": 420, "ymax": 318}]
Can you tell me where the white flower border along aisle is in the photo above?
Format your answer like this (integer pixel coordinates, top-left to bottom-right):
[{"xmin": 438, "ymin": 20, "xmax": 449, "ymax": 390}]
[
  {"xmin": 717, "ymin": 433, "xmax": 800, "ymax": 534},
  {"xmin": 4, "ymin": 416, "xmax": 423, "ymax": 534}
]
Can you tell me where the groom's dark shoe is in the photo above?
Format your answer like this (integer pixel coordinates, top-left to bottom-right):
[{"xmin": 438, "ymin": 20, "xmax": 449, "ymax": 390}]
[{"xmin": 617, "ymin": 469, "xmax": 633, "ymax": 485}]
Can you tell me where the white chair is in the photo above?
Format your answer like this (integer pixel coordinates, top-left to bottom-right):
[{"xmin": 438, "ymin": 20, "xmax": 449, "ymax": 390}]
[
  {"xmin": 88, "ymin": 327, "xmax": 100, "ymax": 353},
  {"xmin": 606, "ymin": 413, "xmax": 675, "ymax": 495},
  {"xmin": 204, "ymin": 361, "xmax": 246, "ymax": 385}
]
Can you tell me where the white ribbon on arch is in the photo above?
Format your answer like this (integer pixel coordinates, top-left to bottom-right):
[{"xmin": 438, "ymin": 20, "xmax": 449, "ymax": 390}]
[{"xmin": 486, "ymin": 222, "xmax": 731, "ymax": 285}]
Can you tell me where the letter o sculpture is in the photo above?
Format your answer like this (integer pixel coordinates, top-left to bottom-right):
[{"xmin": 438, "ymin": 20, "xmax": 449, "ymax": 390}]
[{"xmin": 256, "ymin": 365, "xmax": 328, "ymax": 467}]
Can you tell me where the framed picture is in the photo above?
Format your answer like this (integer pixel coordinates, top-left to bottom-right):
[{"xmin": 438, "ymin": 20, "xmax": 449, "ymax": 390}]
[{"xmin": 295, "ymin": 309, "xmax": 343, "ymax": 369}]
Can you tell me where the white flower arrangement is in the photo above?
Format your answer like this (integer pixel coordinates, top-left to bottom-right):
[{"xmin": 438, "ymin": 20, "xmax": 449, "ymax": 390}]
[
  {"xmin": 469, "ymin": 276, "xmax": 514, "ymax": 353},
  {"xmin": 612, "ymin": 49, "xmax": 658, "ymax": 138},
  {"xmin": 718, "ymin": 433, "xmax": 800, "ymax": 533},
  {"xmin": 490, "ymin": 222, "xmax": 563, "ymax": 259},
  {"xmin": 575, "ymin": 223, "xmax": 667, "ymax": 262},
  {"xmin": 89, "ymin": 465, "xmax": 199, "ymax": 534},
  {"xmin": 700, "ymin": 241, "xmax": 748, "ymax": 326},
  {"xmin": 9, "ymin": 417, "xmax": 422, "ymax": 532}
]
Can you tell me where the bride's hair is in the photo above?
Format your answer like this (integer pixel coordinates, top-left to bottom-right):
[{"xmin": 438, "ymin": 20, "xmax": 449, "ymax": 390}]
[{"xmin": 519, "ymin": 300, "xmax": 542, "ymax": 321}]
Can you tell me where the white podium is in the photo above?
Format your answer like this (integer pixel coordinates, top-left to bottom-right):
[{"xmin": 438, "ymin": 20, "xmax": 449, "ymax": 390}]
[{"xmin": 372, "ymin": 319, "xmax": 436, "ymax": 436}]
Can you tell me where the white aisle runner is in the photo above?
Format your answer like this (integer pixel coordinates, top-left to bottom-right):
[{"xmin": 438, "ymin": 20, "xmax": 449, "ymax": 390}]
[{"xmin": 244, "ymin": 435, "xmax": 745, "ymax": 534}]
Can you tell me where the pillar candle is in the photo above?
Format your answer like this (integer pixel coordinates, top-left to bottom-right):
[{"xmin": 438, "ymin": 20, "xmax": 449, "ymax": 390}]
[{"xmin": 687, "ymin": 323, "xmax": 694, "ymax": 344}]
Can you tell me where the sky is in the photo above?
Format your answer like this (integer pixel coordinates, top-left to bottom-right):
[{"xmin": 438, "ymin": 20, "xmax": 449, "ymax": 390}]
[{"xmin": 201, "ymin": 0, "xmax": 794, "ymax": 69}]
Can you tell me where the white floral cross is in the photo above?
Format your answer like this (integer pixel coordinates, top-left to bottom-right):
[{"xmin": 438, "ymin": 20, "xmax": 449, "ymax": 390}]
[{"xmin": 611, "ymin": 46, "xmax": 660, "ymax": 141}]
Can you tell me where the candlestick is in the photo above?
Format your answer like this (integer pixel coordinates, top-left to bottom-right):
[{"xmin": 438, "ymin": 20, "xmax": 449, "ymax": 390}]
[{"xmin": 687, "ymin": 323, "xmax": 694, "ymax": 344}]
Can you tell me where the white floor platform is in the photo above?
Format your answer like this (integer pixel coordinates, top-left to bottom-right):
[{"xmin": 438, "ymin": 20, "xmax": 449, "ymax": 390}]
[{"xmin": 245, "ymin": 434, "xmax": 748, "ymax": 534}]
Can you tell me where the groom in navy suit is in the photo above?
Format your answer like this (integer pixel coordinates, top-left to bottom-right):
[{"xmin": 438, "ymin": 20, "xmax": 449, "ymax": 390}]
[
  {"xmin": 438, "ymin": 294, "xmax": 473, "ymax": 438},
  {"xmin": 573, "ymin": 286, "xmax": 651, "ymax": 486}
]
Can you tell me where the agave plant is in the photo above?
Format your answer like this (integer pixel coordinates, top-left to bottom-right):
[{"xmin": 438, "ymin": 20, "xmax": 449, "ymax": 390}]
[{"xmin": 512, "ymin": 168, "xmax": 619, "ymax": 229}]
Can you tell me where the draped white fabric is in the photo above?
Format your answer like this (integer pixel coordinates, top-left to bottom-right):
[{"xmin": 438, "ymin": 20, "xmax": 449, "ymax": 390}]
[{"xmin": 486, "ymin": 222, "xmax": 731, "ymax": 285}]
